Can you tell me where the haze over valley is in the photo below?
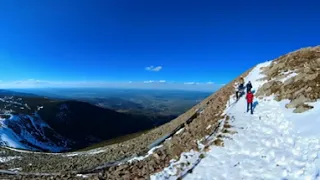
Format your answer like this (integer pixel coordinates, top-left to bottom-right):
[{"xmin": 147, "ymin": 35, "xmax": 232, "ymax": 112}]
[{"xmin": 0, "ymin": 88, "xmax": 210, "ymax": 152}]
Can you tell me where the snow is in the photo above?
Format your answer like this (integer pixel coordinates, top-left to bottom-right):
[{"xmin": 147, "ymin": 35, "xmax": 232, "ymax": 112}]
[
  {"xmin": 151, "ymin": 150, "xmax": 201, "ymax": 180},
  {"xmin": 128, "ymin": 145, "xmax": 163, "ymax": 163},
  {"xmin": 151, "ymin": 60, "xmax": 320, "ymax": 180},
  {"xmin": 76, "ymin": 174, "xmax": 89, "ymax": 178},
  {"xmin": 279, "ymin": 71, "xmax": 298, "ymax": 83},
  {"xmin": 175, "ymin": 128, "xmax": 184, "ymax": 135},
  {"xmin": 64, "ymin": 148, "xmax": 106, "ymax": 157},
  {"xmin": 1, "ymin": 113, "xmax": 68, "ymax": 152},
  {"xmin": 0, "ymin": 129, "xmax": 26, "ymax": 149},
  {"xmin": 0, "ymin": 156, "xmax": 21, "ymax": 163},
  {"xmin": 279, "ymin": 100, "xmax": 320, "ymax": 137},
  {"xmin": 0, "ymin": 116, "xmax": 27, "ymax": 149},
  {"xmin": 37, "ymin": 106, "xmax": 44, "ymax": 111},
  {"xmin": 8, "ymin": 168, "xmax": 22, "ymax": 172}
]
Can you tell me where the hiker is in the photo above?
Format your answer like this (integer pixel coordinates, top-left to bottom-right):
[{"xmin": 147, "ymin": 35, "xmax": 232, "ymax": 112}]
[
  {"xmin": 238, "ymin": 82, "xmax": 244, "ymax": 98},
  {"xmin": 239, "ymin": 77, "xmax": 244, "ymax": 85},
  {"xmin": 234, "ymin": 82, "xmax": 239, "ymax": 101},
  {"xmin": 246, "ymin": 81, "xmax": 253, "ymax": 93},
  {"xmin": 246, "ymin": 89, "xmax": 254, "ymax": 114},
  {"xmin": 235, "ymin": 77, "xmax": 245, "ymax": 101}
]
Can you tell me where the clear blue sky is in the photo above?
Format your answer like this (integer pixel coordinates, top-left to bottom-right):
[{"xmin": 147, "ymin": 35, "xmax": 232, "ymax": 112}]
[{"xmin": 0, "ymin": 0, "xmax": 319, "ymax": 90}]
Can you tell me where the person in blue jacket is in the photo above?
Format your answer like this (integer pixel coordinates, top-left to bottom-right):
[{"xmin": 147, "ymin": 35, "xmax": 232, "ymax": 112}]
[{"xmin": 246, "ymin": 81, "xmax": 253, "ymax": 93}]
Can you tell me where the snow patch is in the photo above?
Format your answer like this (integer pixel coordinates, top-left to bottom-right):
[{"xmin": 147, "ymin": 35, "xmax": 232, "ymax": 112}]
[
  {"xmin": 279, "ymin": 71, "xmax": 298, "ymax": 83},
  {"xmin": 0, "ymin": 156, "xmax": 21, "ymax": 163},
  {"xmin": 8, "ymin": 168, "xmax": 22, "ymax": 172},
  {"xmin": 128, "ymin": 145, "xmax": 163, "ymax": 163},
  {"xmin": 1, "ymin": 113, "xmax": 68, "ymax": 152},
  {"xmin": 76, "ymin": 174, "xmax": 89, "ymax": 178},
  {"xmin": 175, "ymin": 128, "xmax": 184, "ymax": 135},
  {"xmin": 37, "ymin": 106, "xmax": 44, "ymax": 111},
  {"xmin": 63, "ymin": 148, "xmax": 106, "ymax": 157},
  {"xmin": 151, "ymin": 150, "xmax": 201, "ymax": 180}
]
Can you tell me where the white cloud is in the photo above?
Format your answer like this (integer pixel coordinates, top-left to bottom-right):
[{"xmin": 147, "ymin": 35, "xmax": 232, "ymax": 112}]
[
  {"xmin": 207, "ymin": 82, "xmax": 214, "ymax": 84},
  {"xmin": 143, "ymin": 80, "xmax": 167, "ymax": 84},
  {"xmin": 184, "ymin": 82, "xmax": 195, "ymax": 85},
  {"xmin": 143, "ymin": 80, "xmax": 154, "ymax": 83},
  {"xmin": 145, "ymin": 66, "xmax": 162, "ymax": 72}
]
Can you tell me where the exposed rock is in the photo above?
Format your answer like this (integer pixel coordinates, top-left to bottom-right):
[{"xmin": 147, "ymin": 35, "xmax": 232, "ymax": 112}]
[
  {"xmin": 213, "ymin": 138, "xmax": 224, "ymax": 147},
  {"xmin": 259, "ymin": 46, "xmax": 320, "ymax": 112},
  {"xmin": 293, "ymin": 103, "xmax": 314, "ymax": 113},
  {"xmin": 293, "ymin": 73, "xmax": 305, "ymax": 82},
  {"xmin": 283, "ymin": 77, "xmax": 294, "ymax": 86},
  {"xmin": 256, "ymin": 80, "xmax": 282, "ymax": 97},
  {"xmin": 304, "ymin": 73, "xmax": 319, "ymax": 82},
  {"xmin": 304, "ymin": 67, "xmax": 312, "ymax": 73},
  {"xmin": 274, "ymin": 95, "xmax": 281, "ymax": 102},
  {"xmin": 285, "ymin": 95, "xmax": 309, "ymax": 109},
  {"xmin": 292, "ymin": 87, "xmax": 307, "ymax": 99},
  {"xmin": 306, "ymin": 87, "xmax": 313, "ymax": 93}
]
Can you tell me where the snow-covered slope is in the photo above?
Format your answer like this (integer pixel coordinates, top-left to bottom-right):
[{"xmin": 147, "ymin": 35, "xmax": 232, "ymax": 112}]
[
  {"xmin": 0, "ymin": 96, "xmax": 70, "ymax": 152},
  {"xmin": 151, "ymin": 60, "xmax": 320, "ymax": 179},
  {"xmin": 0, "ymin": 113, "xmax": 69, "ymax": 152}
]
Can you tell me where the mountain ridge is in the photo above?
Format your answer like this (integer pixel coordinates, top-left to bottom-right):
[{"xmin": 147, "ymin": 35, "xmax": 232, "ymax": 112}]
[{"xmin": 1, "ymin": 46, "xmax": 320, "ymax": 179}]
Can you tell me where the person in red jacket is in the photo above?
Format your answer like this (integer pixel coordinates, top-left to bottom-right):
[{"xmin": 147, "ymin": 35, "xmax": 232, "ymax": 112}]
[{"xmin": 246, "ymin": 89, "xmax": 254, "ymax": 114}]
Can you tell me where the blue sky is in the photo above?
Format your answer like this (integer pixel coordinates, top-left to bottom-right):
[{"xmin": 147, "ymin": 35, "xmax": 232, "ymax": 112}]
[{"xmin": 0, "ymin": 0, "xmax": 320, "ymax": 91}]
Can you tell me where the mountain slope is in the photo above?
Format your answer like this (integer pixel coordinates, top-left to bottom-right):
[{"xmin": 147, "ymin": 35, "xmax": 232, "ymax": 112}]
[
  {"xmin": 37, "ymin": 100, "xmax": 155, "ymax": 143},
  {"xmin": 0, "ymin": 92, "xmax": 157, "ymax": 152},
  {"xmin": 153, "ymin": 46, "xmax": 320, "ymax": 180},
  {"xmin": 0, "ymin": 114, "xmax": 69, "ymax": 152},
  {"xmin": 1, "ymin": 46, "xmax": 319, "ymax": 179},
  {"xmin": 0, "ymin": 95, "xmax": 70, "ymax": 152}
]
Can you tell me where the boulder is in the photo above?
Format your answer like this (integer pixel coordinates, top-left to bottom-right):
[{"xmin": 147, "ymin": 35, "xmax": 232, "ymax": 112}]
[
  {"xmin": 292, "ymin": 87, "xmax": 307, "ymax": 99},
  {"xmin": 293, "ymin": 73, "xmax": 305, "ymax": 82},
  {"xmin": 283, "ymin": 76, "xmax": 294, "ymax": 86},
  {"xmin": 285, "ymin": 95, "xmax": 309, "ymax": 109},
  {"xmin": 305, "ymin": 87, "xmax": 313, "ymax": 93},
  {"xmin": 274, "ymin": 95, "xmax": 282, "ymax": 101},
  {"xmin": 293, "ymin": 103, "xmax": 313, "ymax": 113},
  {"xmin": 275, "ymin": 74, "xmax": 287, "ymax": 81},
  {"xmin": 304, "ymin": 73, "xmax": 319, "ymax": 82}
]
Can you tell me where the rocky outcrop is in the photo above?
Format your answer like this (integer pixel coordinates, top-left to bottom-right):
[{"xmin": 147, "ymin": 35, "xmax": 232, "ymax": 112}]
[
  {"xmin": 293, "ymin": 103, "xmax": 314, "ymax": 113},
  {"xmin": 256, "ymin": 46, "xmax": 320, "ymax": 113}
]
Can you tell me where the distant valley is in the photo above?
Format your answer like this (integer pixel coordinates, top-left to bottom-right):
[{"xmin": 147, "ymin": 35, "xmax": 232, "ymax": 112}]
[{"xmin": 0, "ymin": 88, "xmax": 211, "ymax": 152}]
